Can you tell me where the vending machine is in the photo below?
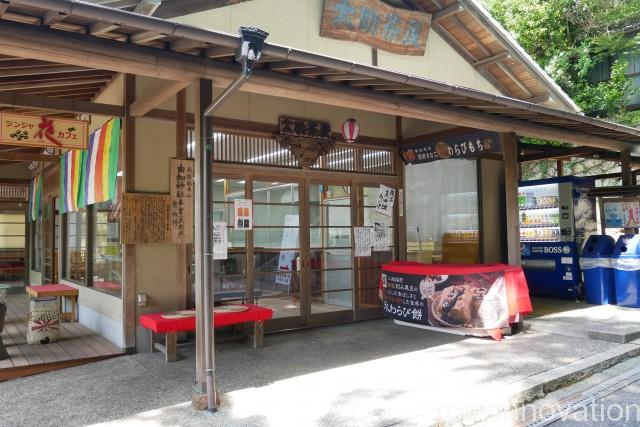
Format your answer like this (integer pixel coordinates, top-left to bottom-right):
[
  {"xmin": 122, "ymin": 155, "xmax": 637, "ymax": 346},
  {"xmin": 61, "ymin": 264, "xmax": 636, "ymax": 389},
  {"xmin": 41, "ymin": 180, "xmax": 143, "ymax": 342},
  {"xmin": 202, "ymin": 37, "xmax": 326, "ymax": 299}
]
[{"xmin": 518, "ymin": 176, "xmax": 597, "ymax": 298}]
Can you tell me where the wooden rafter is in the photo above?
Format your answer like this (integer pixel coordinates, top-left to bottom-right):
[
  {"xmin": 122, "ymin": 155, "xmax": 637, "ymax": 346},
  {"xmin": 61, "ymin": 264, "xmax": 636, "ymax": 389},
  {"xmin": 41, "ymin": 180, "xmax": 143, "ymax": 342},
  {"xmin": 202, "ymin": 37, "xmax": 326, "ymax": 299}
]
[
  {"xmin": 129, "ymin": 79, "xmax": 191, "ymax": 117},
  {"xmin": 0, "ymin": 91, "xmax": 123, "ymax": 116},
  {"xmin": 432, "ymin": 2, "xmax": 462, "ymax": 22}
]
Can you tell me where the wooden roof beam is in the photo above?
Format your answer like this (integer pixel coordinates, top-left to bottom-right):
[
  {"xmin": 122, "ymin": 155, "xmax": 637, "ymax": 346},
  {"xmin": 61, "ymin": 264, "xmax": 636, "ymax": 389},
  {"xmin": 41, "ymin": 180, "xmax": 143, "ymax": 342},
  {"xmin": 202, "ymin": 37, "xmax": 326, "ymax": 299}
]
[
  {"xmin": 129, "ymin": 79, "xmax": 191, "ymax": 117},
  {"xmin": 0, "ymin": 77, "xmax": 111, "ymax": 92},
  {"xmin": 473, "ymin": 52, "xmax": 510, "ymax": 68},
  {"xmin": 89, "ymin": 21, "xmax": 121, "ymax": 36},
  {"xmin": 0, "ymin": 91, "xmax": 123, "ymax": 116},
  {"xmin": 432, "ymin": 2, "xmax": 463, "ymax": 22},
  {"xmin": 526, "ymin": 94, "xmax": 552, "ymax": 104},
  {"xmin": 269, "ymin": 62, "xmax": 317, "ymax": 72},
  {"xmin": 170, "ymin": 38, "xmax": 205, "ymax": 52},
  {"xmin": 205, "ymin": 46, "xmax": 235, "ymax": 59},
  {"xmin": 42, "ymin": 10, "xmax": 67, "ymax": 27},
  {"xmin": 0, "ymin": 2, "xmax": 8, "ymax": 17},
  {"xmin": 520, "ymin": 146, "xmax": 605, "ymax": 162},
  {"xmin": 129, "ymin": 30, "xmax": 165, "ymax": 44},
  {"xmin": 324, "ymin": 74, "xmax": 377, "ymax": 82},
  {"xmin": 0, "ymin": 65, "xmax": 91, "ymax": 77}
]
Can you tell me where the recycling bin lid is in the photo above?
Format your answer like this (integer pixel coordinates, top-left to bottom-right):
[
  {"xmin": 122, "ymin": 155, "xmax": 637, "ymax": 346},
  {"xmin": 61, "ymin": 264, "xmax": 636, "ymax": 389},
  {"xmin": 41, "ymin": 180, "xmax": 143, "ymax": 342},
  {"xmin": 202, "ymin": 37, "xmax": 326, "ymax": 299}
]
[
  {"xmin": 582, "ymin": 235, "xmax": 615, "ymax": 257},
  {"xmin": 613, "ymin": 234, "xmax": 640, "ymax": 257}
]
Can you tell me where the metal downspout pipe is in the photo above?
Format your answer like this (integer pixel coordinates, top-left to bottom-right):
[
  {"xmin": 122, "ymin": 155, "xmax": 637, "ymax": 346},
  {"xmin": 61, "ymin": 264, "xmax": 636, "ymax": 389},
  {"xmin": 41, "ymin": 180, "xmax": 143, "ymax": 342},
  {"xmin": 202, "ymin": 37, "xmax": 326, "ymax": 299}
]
[{"xmin": 197, "ymin": 27, "xmax": 268, "ymax": 413}]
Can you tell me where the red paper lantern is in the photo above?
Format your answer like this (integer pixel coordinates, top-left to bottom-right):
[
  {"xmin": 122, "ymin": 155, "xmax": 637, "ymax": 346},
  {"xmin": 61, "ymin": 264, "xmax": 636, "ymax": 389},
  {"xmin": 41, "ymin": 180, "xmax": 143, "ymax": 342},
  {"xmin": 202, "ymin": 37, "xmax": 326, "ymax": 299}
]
[{"xmin": 341, "ymin": 118, "xmax": 360, "ymax": 144}]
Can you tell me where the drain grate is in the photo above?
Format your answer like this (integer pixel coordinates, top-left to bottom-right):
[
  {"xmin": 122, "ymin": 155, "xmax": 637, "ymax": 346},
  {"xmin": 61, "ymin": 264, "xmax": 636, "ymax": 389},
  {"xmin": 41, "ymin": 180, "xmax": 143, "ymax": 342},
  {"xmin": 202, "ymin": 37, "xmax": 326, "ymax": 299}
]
[{"xmin": 525, "ymin": 366, "xmax": 640, "ymax": 427}]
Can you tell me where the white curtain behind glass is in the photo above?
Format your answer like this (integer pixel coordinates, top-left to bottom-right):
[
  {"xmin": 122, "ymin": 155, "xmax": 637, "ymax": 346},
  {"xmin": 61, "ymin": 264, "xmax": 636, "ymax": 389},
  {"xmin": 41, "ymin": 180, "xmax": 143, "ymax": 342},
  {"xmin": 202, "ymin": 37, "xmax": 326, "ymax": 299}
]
[{"xmin": 405, "ymin": 159, "xmax": 478, "ymax": 243}]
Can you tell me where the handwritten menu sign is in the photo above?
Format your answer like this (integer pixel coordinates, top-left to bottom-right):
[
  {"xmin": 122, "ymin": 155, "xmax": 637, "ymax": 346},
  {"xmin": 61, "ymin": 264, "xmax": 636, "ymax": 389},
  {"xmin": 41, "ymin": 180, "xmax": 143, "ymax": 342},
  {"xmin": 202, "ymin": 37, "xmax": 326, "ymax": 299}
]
[
  {"xmin": 375, "ymin": 184, "xmax": 395, "ymax": 217},
  {"xmin": 0, "ymin": 113, "xmax": 88, "ymax": 149},
  {"xmin": 401, "ymin": 131, "xmax": 500, "ymax": 165},
  {"xmin": 354, "ymin": 226, "xmax": 372, "ymax": 257},
  {"xmin": 121, "ymin": 193, "xmax": 171, "ymax": 244},
  {"xmin": 320, "ymin": 0, "xmax": 431, "ymax": 56},
  {"xmin": 169, "ymin": 159, "xmax": 194, "ymax": 244},
  {"xmin": 373, "ymin": 222, "xmax": 390, "ymax": 251}
]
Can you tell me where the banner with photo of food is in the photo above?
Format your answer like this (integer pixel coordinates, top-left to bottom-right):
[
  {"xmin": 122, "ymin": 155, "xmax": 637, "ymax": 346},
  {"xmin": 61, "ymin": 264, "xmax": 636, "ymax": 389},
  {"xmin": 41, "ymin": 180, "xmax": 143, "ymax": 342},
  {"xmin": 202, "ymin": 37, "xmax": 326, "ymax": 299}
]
[{"xmin": 379, "ymin": 262, "xmax": 532, "ymax": 339}]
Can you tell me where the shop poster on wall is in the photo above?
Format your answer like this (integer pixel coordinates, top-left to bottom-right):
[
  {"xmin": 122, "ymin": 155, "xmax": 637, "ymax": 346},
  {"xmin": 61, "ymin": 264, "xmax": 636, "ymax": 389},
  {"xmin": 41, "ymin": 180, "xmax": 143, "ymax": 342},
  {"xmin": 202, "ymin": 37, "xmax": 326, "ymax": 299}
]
[
  {"xmin": 604, "ymin": 199, "xmax": 640, "ymax": 228},
  {"xmin": 373, "ymin": 222, "xmax": 390, "ymax": 251},
  {"xmin": 234, "ymin": 199, "xmax": 253, "ymax": 230},
  {"xmin": 354, "ymin": 226, "xmax": 372, "ymax": 257},
  {"xmin": 212, "ymin": 222, "xmax": 228, "ymax": 260},
  {"xmin": 375, "ymin": 184, "xmax": 395, "ymax": 217},
  {"xmin": 275, "ymin": 215, "xmax": 300, "ymax": 288}
]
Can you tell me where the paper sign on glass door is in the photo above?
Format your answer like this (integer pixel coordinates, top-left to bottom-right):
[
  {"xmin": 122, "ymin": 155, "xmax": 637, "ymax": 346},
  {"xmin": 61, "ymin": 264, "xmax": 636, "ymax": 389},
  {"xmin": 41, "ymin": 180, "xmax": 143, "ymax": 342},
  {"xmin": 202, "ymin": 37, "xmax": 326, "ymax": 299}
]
[
  {"xmin": 234, "ymin": 199, "xmax": 253, "ymax": 230},
  {"xmin": 212, "ymin": 222, "xmax": 228, "ymax": 260},
  {"xmin": 354, "ymin": 227, "xmax": 372, "ymax": 257},
  {"xmin": 375, "ymin": 185, "xmax": 395, "ymax": 217}
]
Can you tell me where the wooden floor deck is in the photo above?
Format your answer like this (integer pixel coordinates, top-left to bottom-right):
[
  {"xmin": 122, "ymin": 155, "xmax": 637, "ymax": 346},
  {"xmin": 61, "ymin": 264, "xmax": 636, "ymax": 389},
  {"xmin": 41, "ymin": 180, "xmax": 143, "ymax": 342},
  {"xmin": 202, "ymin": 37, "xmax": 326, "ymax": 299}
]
[{"xmin": 0, "ymin": 293, "xmax": 123, "ymax": 381}]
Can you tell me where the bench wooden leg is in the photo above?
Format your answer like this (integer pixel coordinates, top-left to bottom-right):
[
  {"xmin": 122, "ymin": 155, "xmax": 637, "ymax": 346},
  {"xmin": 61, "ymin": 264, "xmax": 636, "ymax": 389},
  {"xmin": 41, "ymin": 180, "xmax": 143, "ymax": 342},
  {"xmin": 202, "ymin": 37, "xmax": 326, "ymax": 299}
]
[
  {"xmin": 152, "ymin": 332, "xmax": 178, "ymax": 362},
  {"xmin": 252, "ymin": 321, "xmax": 264, "ymax": 349}
]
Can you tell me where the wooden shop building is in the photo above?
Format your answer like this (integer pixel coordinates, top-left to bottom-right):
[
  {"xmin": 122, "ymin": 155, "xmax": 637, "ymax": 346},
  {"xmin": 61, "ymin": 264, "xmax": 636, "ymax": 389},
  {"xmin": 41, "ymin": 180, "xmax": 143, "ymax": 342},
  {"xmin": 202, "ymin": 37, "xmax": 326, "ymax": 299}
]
[{"xmin": 0, "ymin": 0, "xmax": 638, "ymax": 383}]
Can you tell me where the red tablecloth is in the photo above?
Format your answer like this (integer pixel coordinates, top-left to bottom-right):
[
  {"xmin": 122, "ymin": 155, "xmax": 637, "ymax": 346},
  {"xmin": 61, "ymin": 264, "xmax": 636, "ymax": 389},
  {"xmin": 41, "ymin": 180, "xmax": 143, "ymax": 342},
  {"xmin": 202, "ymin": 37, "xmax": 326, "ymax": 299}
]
[
  {"xmin": 139, "ymin": 304, "xmax": 273, "ymax": 334},
  {"xmin": 380, "ymin": 262, "xmax": 532, "ymax": 317},
  {"xmin": 26, "ymin": 284, "xmax": 78, "ymax": 296}
]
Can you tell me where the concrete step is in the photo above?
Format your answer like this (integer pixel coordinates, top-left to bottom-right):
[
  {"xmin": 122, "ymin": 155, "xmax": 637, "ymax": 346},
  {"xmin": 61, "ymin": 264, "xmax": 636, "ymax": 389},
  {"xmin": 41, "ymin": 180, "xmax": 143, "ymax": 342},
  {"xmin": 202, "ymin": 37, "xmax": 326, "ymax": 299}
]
[{"xmin": 412, "ymin": 339, "xmax": 640, "ymax": 426}]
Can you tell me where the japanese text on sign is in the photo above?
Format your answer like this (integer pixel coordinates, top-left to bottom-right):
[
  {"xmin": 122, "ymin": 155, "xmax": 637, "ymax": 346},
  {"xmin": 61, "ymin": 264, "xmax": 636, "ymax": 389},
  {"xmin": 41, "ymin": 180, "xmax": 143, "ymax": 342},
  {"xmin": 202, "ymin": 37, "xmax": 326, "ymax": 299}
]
[
  {"xmin": 375, "ymin": 184, "xmax": 395, "ymax": 217},
  {"xmin": 354, "ymin": 226, "xmax": 372, "ymax": 257},
  {"xmin": 121, "ymin": 193, "xmax": 171, "ymax": 244},
  {"xmin": 279, "ymin": 117, "xmax": 332, "ymax": 140},
  {"xmin": 170, "ymin": 159, "xmax": 194, "ymax": 244},
  {"xmin": 321, "ymin": 0, "xmax": 431, "ymax": 56},
  {"xmin": 212, "ymin": 222, "xmax": 228, "ymax": 260},
  {"xmin": 0, "ymin": 113, "xmax": 88, "ymax": 150},
  {"xmin": 401, "ymin": 131, "xmax": 500, "ymax": 165}
]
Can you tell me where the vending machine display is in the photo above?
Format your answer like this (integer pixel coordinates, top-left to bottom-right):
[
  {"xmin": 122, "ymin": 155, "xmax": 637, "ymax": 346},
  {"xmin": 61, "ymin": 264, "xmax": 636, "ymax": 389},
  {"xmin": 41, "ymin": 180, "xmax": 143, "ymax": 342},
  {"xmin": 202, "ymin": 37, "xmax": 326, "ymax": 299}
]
[{"xmin": 519, "ymin": 177, "xmax": 596, "ymax": 298}]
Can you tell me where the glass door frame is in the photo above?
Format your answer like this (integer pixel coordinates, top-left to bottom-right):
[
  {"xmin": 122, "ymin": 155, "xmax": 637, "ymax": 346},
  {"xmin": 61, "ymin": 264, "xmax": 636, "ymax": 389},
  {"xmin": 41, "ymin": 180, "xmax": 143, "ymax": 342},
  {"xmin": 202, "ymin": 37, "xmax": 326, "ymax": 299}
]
[
  {"xmin": 211, "ymin": 163, "xmax": 401, "ymax": 330},
  {"xmin": 353, "ymin": 180, "xmax": 399, "ymax": 321}
]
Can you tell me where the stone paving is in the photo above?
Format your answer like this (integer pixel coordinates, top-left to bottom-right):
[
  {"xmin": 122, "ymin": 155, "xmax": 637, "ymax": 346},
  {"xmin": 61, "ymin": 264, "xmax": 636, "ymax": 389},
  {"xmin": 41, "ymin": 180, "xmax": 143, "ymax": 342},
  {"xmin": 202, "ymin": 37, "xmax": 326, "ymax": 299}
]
[{"xmin": 1, "ymin": 318, "xmax": 639, "ymax": 427}]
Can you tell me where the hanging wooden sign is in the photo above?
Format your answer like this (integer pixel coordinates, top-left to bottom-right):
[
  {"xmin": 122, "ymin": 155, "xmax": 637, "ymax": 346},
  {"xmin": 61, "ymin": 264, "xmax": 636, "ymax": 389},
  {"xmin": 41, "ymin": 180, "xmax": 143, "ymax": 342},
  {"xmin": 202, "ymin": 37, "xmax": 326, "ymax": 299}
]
[
  {"xmin": 320, "ymin": 0, "xmax": 431, "ymax": 56},
  {"xmin": 0, "ymin": 113, "xmax": 88, "ymax": 150},
  {"xmin": 169, "ymin": 159, "xmax": 194, "ymax": 244},
  {"xmin": 121, "ymin": 193, "xmax": 171, "ymax": 244}
]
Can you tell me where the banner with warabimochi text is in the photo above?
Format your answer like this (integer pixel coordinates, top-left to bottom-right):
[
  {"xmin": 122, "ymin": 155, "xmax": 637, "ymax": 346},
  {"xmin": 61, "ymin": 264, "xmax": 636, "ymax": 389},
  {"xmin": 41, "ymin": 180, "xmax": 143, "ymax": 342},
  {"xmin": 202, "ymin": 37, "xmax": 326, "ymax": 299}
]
[
  {"xmin": 381, "ymin": 268, "xmax": 509, "ymax": 332},
  {"xmin": 400, "ymin": 130, "xmax": 500, "ymax": 165}
]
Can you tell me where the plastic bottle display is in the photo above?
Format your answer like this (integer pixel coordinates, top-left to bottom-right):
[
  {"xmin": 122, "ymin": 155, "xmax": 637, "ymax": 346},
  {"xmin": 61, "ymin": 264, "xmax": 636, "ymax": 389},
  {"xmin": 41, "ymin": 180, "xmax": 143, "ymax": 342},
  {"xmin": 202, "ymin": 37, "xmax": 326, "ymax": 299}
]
[{"xmin": 518, "ymin": 187, "xmax": 561, "ymax": 242}]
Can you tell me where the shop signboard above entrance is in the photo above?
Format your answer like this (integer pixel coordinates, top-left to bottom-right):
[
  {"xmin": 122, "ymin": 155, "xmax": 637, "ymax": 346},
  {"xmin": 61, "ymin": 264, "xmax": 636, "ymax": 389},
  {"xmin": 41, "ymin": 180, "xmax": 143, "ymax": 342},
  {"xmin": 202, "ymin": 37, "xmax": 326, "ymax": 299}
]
[
  {"xmin": 400, "ymin": 131, "xmax": 501, "ymax": 165},
  {"xmin": 320, "ymin": 0, "xmax": 431, "ymax": 56},
  {"xmin": 0, "ymin": 113, "xmax": 88, "ymax": 150}
]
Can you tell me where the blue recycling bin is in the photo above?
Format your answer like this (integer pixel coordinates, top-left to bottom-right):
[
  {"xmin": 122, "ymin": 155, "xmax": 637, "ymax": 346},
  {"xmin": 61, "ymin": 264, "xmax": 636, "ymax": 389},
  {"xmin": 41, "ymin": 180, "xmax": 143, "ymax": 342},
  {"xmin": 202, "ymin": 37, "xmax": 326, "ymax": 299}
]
[
  {"xmin": 580, "ymin": 235, "xmax": 616, "ymax": 305},
  {"xmin": 612, "ymin": 235, "xmax": 640, "ymax": 308}
]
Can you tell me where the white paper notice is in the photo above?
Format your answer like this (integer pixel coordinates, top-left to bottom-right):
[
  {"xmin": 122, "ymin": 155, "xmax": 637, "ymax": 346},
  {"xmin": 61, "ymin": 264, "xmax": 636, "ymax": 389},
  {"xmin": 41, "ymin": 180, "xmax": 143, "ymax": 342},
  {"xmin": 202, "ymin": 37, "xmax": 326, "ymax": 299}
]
[
  {"xmin": 212, "ymin": 222, "xmax": 228, "ymax": 260},
  {"xmin": 373, "ymin": 222, "xmax": 390, "ymax": 252},
  {"xmin": 354, "ymin": 227, "xmax": 372, "ymax": 257},
  {"xmin": 375, "ymin": 185, "xmax": 396, "ymax": 217},
  {"xmin": 234, "ymin": 199, "xmax": 253, "ymax": 230},
  {"xmin": 275, "ymin": 215, "xmax": 299, "ymax": 288}
]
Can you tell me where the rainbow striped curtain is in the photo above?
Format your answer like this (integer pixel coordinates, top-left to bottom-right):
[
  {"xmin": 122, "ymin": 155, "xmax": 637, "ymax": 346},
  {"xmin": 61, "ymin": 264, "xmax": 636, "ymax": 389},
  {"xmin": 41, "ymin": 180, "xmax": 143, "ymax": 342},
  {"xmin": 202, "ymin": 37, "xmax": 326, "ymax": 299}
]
[
  {"xmin": 27, "ymin": 174, "xmax": 42, "ymax": 222},
  {"xmin": 85, "ymin": 118, "xmax": 121, "ymax": 206},
  {"xmin": 59, "ymin": 149, "xmax": 87, "ymax": 214}
]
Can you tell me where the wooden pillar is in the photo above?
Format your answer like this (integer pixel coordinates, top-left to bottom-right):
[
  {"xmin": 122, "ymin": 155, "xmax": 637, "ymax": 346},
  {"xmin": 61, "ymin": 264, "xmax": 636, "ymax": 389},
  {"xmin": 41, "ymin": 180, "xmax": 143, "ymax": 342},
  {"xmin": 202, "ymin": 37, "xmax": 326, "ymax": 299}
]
[
  {"xmin": 395, "ymin": 116, "xmax": 407, "ymax": 261},
  {"xmin": 501, "ymin": 133, "xmax": 521, "ymax": 265},
  {"xmin": 175, "ymin": 88, "xmax": 190, "ymax": 310},
  {"xmin": 621, "ymin": 149, "xmax": 634, "ymax": 234},
  {"xmin": 557, "ymin": 160, "xmax": 563, "ymax": 177},
  {"xmin": 193, "ymin": 79, "xmax": 212, "ymax": 393},
  {"xmin": 621, "ymin": 149, "xmax": 632, "ymax": 186},
  {"xmin": 122, "ymin": 74, "xmax": 137, "ymax": 352}
]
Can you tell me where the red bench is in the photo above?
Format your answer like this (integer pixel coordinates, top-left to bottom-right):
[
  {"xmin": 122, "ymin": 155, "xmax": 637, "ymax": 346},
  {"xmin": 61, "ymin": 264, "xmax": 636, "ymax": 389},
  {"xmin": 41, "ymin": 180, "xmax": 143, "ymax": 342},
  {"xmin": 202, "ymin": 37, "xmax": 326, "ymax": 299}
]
[{"xmin": 139, "ymin": 304, "xmax": 273, "ymax": 362}]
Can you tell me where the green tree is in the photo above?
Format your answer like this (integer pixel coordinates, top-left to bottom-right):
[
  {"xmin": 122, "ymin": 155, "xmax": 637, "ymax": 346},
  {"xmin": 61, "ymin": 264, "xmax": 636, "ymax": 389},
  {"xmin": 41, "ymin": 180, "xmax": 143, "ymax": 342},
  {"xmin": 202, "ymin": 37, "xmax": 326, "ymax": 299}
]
[{"xmin": 483, "ymin": 0, "xmax": 640, "ymax": 120}]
